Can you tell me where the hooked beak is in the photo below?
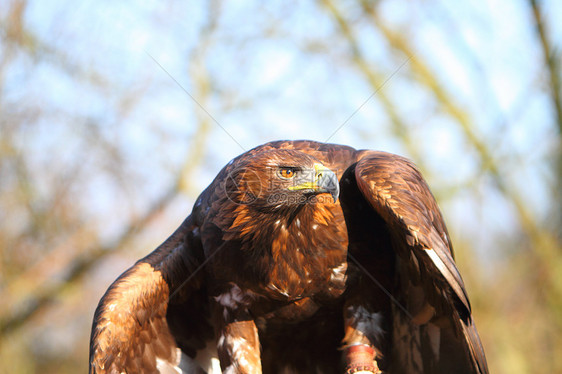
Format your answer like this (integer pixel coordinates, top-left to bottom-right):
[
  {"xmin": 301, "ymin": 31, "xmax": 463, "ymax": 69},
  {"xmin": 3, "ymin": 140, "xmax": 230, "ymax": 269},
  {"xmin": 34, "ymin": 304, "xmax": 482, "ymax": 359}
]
[{"xmin": 288, "ymin": 163, "xmax": 340, "ymax": 203}]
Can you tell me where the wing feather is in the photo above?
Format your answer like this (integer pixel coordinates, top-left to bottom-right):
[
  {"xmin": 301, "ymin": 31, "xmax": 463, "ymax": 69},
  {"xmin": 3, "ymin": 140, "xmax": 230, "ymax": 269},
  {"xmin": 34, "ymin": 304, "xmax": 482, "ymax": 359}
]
[
  {"xmin": 353, "ymin": 151, "xmax": 488, "ymax": 374},
  {"xmin": 89, "ymin": 216, "xmax": 212, "ymax": 374},
  {"xmin": 354, "ymin": 152, "xmax": 468, "ymax": 311}
]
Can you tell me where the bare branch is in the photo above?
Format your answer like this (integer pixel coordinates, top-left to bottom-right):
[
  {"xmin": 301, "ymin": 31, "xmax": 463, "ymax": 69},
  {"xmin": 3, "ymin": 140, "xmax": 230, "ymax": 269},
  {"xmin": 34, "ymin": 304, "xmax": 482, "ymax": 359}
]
[
  {"xmin": 528, "ymin": 0, "xmax": 562, "ymax": 135},
  {"xmin": 0, "ymin": 185, "xmax": 176, "ymax": 335},
  {"xmin": 321, "ymin": 0, "xmax": 427, "ymax": 172}
]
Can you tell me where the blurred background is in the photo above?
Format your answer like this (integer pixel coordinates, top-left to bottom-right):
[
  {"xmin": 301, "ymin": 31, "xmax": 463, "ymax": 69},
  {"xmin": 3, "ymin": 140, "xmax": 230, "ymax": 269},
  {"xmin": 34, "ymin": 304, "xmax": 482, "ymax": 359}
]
[{"xmin": 0, "ymin": 0, "xmax": 560, "ymax": 373}]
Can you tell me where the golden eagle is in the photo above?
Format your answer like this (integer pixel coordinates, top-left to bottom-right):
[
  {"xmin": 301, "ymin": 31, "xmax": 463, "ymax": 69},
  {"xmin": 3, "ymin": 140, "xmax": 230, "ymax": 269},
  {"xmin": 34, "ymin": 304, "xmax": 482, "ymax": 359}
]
[{"xmin": 89, "ymin": 140, "xmax": 488, "ymax": 374}]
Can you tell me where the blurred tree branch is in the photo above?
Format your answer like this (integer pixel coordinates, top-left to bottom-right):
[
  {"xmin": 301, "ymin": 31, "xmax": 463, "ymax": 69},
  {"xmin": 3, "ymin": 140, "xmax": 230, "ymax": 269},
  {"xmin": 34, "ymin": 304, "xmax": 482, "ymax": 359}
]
[
  {"xmin": 528, "ymin": 0, "xmax": 562, "ymax": 135},
  {"xmin": 321, "ymin": 0, "xmax": 427, "ymax": 173},
  {"xmin": 528, "ymin": 0, "xmax": 562, "ymax": 235},
  {"xmin": 322, "ymin": 0, "xmax": 562, "ymax": 254},
  {"xmin": 0, "ymin": 186, "xmax": 174, "ymax": 335},
  {"xmin": 363, "ymin": 0, "xmax": 562, "ymax": 291},
  {"xmin": 0, "ymin": 0, "xmax": 220, "ymax": 339},
  {"xmin": 0, "ymin": 106, "xmax": 212, "ymax": 336}
]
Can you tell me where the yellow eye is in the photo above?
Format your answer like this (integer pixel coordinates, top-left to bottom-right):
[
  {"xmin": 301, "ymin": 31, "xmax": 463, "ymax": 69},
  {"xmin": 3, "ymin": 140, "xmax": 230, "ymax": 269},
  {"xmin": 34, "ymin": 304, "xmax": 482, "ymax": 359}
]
[{"xmin": 279, "ymin": 168, "xmax": 296, "ymax": 179}]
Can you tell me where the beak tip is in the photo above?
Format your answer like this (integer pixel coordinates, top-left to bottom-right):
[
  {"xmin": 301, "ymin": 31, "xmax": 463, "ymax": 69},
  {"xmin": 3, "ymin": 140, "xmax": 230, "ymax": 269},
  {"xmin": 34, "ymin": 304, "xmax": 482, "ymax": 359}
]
[{"xmin": 325, "ymin": 173, "xmax": 340, "ymax": 203}]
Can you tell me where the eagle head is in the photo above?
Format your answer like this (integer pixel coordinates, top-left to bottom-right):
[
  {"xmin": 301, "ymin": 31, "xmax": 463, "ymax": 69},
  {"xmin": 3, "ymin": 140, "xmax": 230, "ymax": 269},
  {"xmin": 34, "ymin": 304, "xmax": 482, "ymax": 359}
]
[{"xmin": 222, "ymin": 149, "xmax": 339, "ymax": 211}]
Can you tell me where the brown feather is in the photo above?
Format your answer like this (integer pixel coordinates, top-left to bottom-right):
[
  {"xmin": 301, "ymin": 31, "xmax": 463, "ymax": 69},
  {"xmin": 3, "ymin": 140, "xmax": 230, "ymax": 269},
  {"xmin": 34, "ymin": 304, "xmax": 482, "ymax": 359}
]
[{"xmin": 89, "ymin": 140, "xmax": 488, "ymax": 374}]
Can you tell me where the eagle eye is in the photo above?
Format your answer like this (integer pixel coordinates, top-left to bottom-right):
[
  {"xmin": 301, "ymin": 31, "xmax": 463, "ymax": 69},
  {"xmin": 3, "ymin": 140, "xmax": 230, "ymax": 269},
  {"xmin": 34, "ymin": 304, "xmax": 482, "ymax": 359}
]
[{"xmin": 278, "ymin": 167, "xmax": 297, "ymax": 179}]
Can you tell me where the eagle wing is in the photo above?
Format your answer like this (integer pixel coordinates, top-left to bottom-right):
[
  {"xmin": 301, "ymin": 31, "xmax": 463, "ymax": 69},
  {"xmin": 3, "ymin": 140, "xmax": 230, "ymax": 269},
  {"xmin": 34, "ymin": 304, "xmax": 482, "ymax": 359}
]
[
  {"xmin": 89, "ymin": 216, "xmax": 213, "ymax": 374},
  {"xmin": 352, "ymin": 151, "xmax": 488, "ymax": 374}
]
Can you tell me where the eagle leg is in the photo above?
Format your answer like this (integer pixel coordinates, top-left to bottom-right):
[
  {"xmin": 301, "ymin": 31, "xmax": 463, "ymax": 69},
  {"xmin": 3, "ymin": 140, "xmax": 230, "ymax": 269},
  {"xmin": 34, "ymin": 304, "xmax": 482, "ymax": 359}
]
[
  {"xmin": 344, "ymin": 344, "xmax": 382, "ymax": 374},
  {"xmin": 342, "ymin": 303, "xmax": 386, "ymax": 374},
  {"xmin": 217, "ymin": 319, "xmax": 262, "ymax": 374}
]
